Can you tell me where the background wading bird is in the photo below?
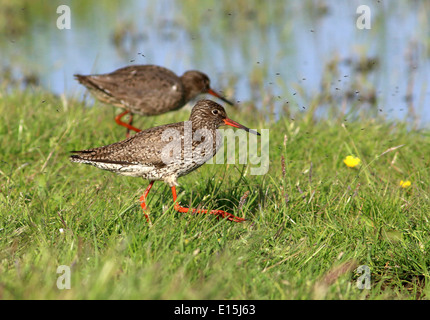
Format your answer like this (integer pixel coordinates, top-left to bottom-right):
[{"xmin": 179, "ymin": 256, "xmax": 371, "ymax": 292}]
[{"xmin": 75, "ymin": 64, "xmax": 234, "ymax": 137}]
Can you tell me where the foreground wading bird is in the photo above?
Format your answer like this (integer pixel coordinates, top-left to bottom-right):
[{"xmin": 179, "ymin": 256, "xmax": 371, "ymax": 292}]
[
  {"xmin": 70, "ymin": 99, "xmax": 259, "ymax": 223},
  {"xmin": 74, "ymin": 64, "xmax": 234, "ymax": 137}
]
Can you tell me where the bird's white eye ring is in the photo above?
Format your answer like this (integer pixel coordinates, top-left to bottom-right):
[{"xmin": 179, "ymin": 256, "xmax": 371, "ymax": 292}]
[{"xmin": 212, "ymin": 109, "xmax": 219, "ymax": 115}]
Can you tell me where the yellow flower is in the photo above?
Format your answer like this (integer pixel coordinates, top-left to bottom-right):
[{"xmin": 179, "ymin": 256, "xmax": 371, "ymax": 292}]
[
  {"xmin": 399, "ymin": 180, "xmax": 411, "ymax": 188},
  {"xmin": 343, "ymin": 155, "xmax": 361, "ymax": 168}
]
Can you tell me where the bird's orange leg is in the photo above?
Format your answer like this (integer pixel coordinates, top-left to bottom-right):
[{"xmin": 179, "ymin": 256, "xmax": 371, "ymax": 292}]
[
  {"xmin": 171, "ymin": 186, "xmax": 245, "ymax": 223},
  {"xmin": 115, "ymin": 110, "xmax": 142, "ymax": 137},
  {"xmin": 140, "ymin": 181, "xmax": 155, "ymax": 223}
]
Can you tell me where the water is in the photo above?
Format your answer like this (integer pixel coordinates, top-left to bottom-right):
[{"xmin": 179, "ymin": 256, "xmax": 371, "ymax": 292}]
[{"xmin": 1, "ymin": 0, "xmax": 429, "ymax": 127}]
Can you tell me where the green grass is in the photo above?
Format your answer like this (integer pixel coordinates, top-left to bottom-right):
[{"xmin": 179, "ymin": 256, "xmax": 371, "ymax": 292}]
[{"xmin": 1, "ymin": 88, "xmax": 429, "ymax": 300}]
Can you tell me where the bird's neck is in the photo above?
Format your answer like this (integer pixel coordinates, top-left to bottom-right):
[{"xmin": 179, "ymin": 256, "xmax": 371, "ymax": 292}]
[
  {"xmin": 186, "ymin": 117, "xmax": 218, "ymax": 133},
  {"xmin": 181, "ymin": 80, "xmax": 201, "ymax": 102}
]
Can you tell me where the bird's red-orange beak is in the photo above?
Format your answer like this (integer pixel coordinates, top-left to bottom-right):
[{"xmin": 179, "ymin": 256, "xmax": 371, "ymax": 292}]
[
  {"xmin": 208, "ymin": 88, "xmax": 234, "ymax": 106},
  {"xmin": 223, "ymin": 118, "xmax": 260, "ymax": 136}
]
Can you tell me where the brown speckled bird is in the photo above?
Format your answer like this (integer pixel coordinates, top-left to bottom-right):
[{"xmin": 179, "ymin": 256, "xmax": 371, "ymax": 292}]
[
  {"xmin": 74, "ymin": 64, "xmax": 234, "ymax": 137},
  {"xmin": 70, "ymin": 99, "xmax": 259, "ymax": 223}
]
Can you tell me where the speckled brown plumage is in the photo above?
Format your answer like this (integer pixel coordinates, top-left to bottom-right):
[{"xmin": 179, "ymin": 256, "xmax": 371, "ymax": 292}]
[
  {"xmin": 74, "ymin": 64, "xmax": 234, "ymax": 135},
  {"xmin": 70, "ymin": 99, "xmax": 259, "ymax": 223}
]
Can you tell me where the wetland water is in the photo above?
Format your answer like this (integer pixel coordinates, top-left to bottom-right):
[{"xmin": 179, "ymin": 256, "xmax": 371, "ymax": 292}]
[{"xmin": 1, "ymin": 1, "xmax": 429, "ymax": 127}]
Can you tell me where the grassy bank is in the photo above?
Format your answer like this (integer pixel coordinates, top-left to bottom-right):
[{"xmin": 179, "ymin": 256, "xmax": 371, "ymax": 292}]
[{"xmin": 0, "ymin": 88, "xmax": 429, "ymax": 299}]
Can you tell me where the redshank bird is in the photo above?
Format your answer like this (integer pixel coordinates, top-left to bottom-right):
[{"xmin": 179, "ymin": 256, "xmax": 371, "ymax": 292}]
[
  {"xmin": 70, "ymin": 99, "xmax": 259, "ymax": 223},
  {"xmin": 74, "ymin": 64, "xmax": 234, "ymax": 137}
]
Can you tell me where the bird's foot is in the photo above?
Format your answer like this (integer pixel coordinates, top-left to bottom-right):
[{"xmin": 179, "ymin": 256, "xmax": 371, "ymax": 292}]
[{"xmin": 173, "ymin": 203, "xmax": 245, "ymax": 223}]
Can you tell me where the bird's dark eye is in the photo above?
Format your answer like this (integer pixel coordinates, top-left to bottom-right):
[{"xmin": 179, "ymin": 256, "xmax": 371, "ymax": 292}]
[{"xmin": 212, "ymin": 109, "xmax": 219, "ymax": 115}]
